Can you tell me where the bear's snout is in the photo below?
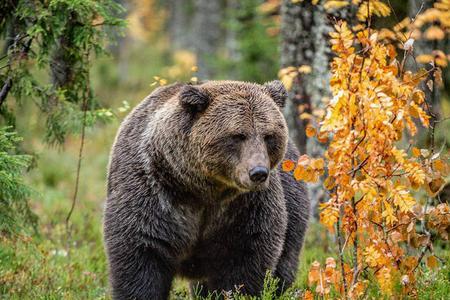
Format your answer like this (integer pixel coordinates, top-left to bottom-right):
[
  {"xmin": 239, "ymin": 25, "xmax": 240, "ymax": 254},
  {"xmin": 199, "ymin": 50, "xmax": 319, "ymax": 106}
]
[{"xmin": 249, "ymin": 166, "xmax": 269, "ymax": 183}]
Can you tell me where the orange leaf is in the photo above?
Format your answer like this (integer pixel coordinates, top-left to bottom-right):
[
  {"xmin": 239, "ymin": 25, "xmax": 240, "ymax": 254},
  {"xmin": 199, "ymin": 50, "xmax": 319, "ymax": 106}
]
[
  {"xmin": 303, "ymin": 290, "xmax": 314, "ymax": 300},
  {"xmin": 317, "ymin": 131, "xmax": 329, "ymax": 143},
  {"xmin": 412, "ymin": 147, "xmax": 421, "ymax": 157},
  {"xmin": 306, "ymin": 125, "xmax": 317, "ymax": 138},
  {"xmin": 282, "ymin": 160, "xmax": 295, "ymax": 172},
  {"xmin": 426, "ymin": 255, "xmax": 439, "ymax": 269}
]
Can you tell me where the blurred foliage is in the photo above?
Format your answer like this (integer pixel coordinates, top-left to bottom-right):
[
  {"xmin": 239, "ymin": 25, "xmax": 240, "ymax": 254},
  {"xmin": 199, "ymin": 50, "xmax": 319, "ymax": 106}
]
[
  {"xmin": 218, "ymin": 0, "xmax": 279, "ymax": 83},
  {"xmin": 0, "ymin": 127, "xmax": 36, "ymax": 235},
  {"xmin": 0, "ymin": 0, "xmax": 124, "ymax": 235},
  {"xmin": 0, "ymin": 0, "xmax": 124, "ymax": 143}
]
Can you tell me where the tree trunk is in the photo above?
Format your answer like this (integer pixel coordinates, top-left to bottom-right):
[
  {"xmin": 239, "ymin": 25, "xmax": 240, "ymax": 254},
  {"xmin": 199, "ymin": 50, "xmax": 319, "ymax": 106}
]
[
  {"xmin": 50, "ymin": 12, "xmax": 77, "ymax": 92},
  {"xmin": 280, "ymin": 0, "xmax": 332, "ymax": 215},
  {"xmin": 280, "ymin": 0, "xmax": 313, "ymax": 155},
  {"xmin": 193, "ymin": 0, "xmax": 224, "ymax": 79},
  {"xmin": 168, "ymin": 0, "xmax": 194, "ymax": 50},
  {"xmin": 224, "ymin": 0, "xmax": 240, "ymax": 77},
  {"xmin": 280, "ymin": 0, "xmax": 357, "ymax": 215}
]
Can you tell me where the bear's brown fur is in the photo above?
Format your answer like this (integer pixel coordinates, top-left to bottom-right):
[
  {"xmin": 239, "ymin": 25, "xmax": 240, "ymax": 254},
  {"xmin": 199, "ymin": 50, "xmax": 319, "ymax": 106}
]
[{"xmin": 104, "ymin": 80, "xmax": 310, "ymax": 300}]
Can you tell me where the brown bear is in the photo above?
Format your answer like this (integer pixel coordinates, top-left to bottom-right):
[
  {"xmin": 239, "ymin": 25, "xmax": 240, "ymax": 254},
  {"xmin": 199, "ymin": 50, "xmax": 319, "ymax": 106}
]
[{"xmin": 103, "ymin": 80, "xmax": 310, "ymax": 300}]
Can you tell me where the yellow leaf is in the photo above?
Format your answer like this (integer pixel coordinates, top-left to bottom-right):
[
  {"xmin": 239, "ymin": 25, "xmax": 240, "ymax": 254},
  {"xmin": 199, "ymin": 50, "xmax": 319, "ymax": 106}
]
[
  {"xmin": 412, "ymin": 90, "xmax": 425, "ymax": 104},
  {"xmin": 324, "ymin": 1, "xmax": 350, "ymax": 12},
  {"xmin": 300, "ymin": 112, "xmax": 313, "ymax": 120},
  {"xmin": 298, "ymin": 65, "xmax": 312, "ymax": 74},
  {"xmin": 392, "ymin": 187, "xmax": 416, "ymax": 213},
  {"xmin": 311, "ymin": 158, "xmax": 325, "ymax": 170},
  {"xmin": 407, "ymin": 221, "xmax": 415, "ymax": 233},
  {"xmin": 424, "ymin": 26, "xmax": 445, "ymax": 40},
  {"xmin": 364, "ymin": 245, "xmax": 381, "ymax": 267},
  {"xmin": 294, "ymin": 165, "xmax": 306, "ymax": 181},
  {"xmin": 416, "ymin": 54, "xmax": 434, "ymax": 64},
  {"xmin": 434, "ymin": 67, "xmax": 444, "ymax": 85},
  {"xmin": 324, "ymin": 176, "xmax": 336, "ymax": 190},
  {"xmin": 278, "ymin": 67, "xmax": 298, "ymax": 91},
  {"xmin": 412, "ymin": 147, "xmax": 421, "ymax": 157}
]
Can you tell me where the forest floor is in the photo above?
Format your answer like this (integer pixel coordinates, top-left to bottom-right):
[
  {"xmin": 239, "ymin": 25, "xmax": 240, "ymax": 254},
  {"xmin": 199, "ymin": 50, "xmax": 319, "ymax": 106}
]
[{"xmin": 1, "ymin": 46, "xmax": 449, "ymax": 300}]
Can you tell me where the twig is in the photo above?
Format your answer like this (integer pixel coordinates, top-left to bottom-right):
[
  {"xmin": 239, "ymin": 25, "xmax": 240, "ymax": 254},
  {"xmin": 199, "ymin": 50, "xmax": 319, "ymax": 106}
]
[
  {"xmin": 65, "ymin": 99, "xmax": 87, "ymax": 231},
  {"xmin": 336, "ymin": 205, "xmax": 349, "ymax": 298},
  {"xmin": 350, "ymin": 196, "xmax": 359, "ymax": 289},
  {"xmin": 65, "ymin": 54, "xmax": 90, "ymax": 232}
]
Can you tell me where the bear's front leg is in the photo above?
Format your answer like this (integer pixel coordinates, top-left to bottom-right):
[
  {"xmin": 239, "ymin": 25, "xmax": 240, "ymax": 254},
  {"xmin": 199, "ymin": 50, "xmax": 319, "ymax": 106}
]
[
  {"xmin": 205, "ymin": 254, "xmax": 269, "ymax": 296},
  {"xmin": 201, "ymin": 193, "xmax": 288, "ymax": 298},
  {"xmin": 107, "ymin": 242, "xmax": 174, "ymax": 300}
]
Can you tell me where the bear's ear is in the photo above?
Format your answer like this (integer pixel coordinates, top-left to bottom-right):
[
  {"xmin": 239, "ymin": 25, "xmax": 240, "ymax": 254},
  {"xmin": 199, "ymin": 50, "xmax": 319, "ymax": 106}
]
[
  {"xmin": 179, "ymin": 85, "xmax": 211, "ymax": 113},
  {"xmin": 264, "ymin": 80, "xmax": 288, "ymax": 108}
]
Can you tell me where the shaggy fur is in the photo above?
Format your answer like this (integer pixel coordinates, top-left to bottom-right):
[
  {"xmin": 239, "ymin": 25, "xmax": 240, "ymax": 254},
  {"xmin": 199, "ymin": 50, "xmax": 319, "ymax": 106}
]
[{"xmin": 103, "ymin": 80, "xmax": 310, "ymax": 300}]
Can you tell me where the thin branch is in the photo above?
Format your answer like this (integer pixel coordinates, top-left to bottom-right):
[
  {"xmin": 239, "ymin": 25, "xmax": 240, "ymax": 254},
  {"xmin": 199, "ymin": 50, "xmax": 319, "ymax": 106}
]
[
  {"xmin": 0, "ymin": 77, "xmax": 12, "ymax": 107},
  {"xmin": 350, "ymin": 196, "xmax": 359, "ymax": 290},
  {"xmin": 65, "ymin": 48, "xmax": 90, "ymax": 231},
  {"xmin": 336, "ymin": 205, "xmax": 349, "ymax": 298},
  {"xmin": 65, "ymin": 99, "xmax": 87, "ymax": 230}
]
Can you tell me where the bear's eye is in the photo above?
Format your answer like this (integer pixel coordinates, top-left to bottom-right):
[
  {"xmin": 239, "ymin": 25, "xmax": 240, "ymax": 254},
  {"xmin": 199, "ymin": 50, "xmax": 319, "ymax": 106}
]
[
  {"xmin": 264, "ymin": 134, "xmax": 276, "ymax": 145},
  {"xmin": 230, "ymin": 133, "xmax": 247, "ymax": 143}
]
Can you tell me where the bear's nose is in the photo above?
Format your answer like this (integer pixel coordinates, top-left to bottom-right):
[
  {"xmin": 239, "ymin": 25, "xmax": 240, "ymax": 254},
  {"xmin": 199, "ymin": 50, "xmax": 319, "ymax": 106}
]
[{"xmin": 249, "ymin": 166, "xmax": 269, "ymax": 183}]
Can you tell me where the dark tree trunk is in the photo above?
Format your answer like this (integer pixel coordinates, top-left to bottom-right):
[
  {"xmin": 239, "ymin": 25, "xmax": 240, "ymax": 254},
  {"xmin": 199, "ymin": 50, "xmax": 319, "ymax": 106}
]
[
  {"xmin": 408, "ymin": 0, "xmax": 441, "ymax": 119},
  {"xmin": 50, "ymin": 13, "xmax": 77, "ymax": 92},
  {"xmin": 280, "ymin": 1, "xmax": 311, "ymax": 156},
  {"xmin": 280, "ymin": 0, "xmax": 354, "ymax": 215}
]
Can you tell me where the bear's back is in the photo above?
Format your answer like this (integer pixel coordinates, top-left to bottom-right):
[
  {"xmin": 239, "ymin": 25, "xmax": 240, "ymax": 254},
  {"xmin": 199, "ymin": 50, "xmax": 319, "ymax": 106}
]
[{"xmin": 107, "ymin": 83, "xmax": 184, "ymax": 195}]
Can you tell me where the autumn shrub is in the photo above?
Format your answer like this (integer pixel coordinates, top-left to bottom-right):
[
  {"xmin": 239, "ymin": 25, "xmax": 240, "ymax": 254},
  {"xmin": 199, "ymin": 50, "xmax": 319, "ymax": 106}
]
[{"xmin": 282, "ymin": 0, "xmax": 449, "ymax": 298}]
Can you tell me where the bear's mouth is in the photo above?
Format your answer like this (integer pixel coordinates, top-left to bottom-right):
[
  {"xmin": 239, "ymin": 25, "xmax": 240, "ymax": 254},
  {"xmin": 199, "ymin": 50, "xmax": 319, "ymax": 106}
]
[
  {"xmin": 210, "ymin": 173, "xmax": 270, "ymax": 193},
  {"xmin": 235, "ymin": 175, "xmax": 270, "ymax": 192}
]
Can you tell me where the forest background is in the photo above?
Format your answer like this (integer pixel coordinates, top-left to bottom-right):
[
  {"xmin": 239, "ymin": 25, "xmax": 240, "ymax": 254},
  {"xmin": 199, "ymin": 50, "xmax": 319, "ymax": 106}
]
[{"xmin": 0, "ymin": 0, "xmax": 449, "ymax": 299}]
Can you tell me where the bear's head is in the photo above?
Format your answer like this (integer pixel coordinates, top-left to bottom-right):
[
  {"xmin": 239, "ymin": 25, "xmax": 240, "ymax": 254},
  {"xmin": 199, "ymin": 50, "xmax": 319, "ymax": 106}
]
[{"xmin": 178, "ymin": 80, "xmax": 288, "ymax": 192}]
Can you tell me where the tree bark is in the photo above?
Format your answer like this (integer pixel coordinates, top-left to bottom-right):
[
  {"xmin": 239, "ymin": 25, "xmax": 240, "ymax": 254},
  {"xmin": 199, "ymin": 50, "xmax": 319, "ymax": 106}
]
[
  {"xmin": 193, "ymin": 0, "xmax": 224, "ymax": 79},
  {"xmin": 168, "ymin": 0, "xmax": 194, "ymax": 50},
  {"xmin": 280, "ymin": 0, "xmax": 314, "ymax": 155},
  {"xmin": 408, "ymin": 0, "xmax": 441, "ymax": 118},
  {"xmin": 224, "ymin": 0, "xmax": 240, "ymax": 72},
  {"xmin": 281, "ymin": 0, "xmax": 332, "ymax": 214},
  {"xmin": 280, "ymin": 1, "xmax": 356, "ymax": 215}
]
